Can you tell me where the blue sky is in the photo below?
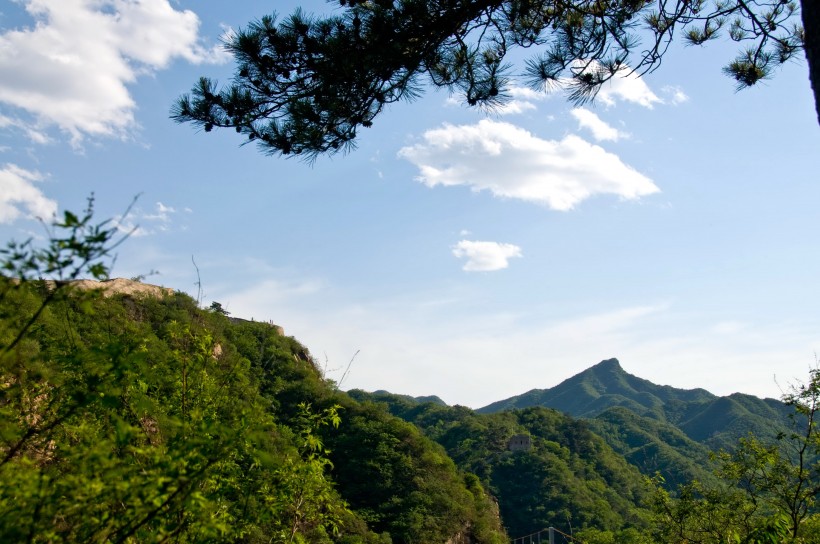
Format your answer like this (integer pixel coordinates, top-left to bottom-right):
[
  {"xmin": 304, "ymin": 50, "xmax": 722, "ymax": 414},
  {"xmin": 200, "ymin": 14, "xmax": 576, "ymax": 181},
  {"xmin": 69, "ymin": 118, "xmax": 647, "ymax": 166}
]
[{"xmin": 1, "ymin": 0, "xmax": 818, "ymax": 408}]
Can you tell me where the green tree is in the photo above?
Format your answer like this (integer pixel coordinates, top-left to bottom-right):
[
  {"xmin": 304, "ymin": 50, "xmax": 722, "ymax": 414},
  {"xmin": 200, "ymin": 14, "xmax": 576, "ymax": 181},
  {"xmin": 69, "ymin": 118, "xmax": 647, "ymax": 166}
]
[
  {"xmin": 649, "ymin": 367, "xmax": 820, "ymax": 543},
  {"xmin": 173, "ymin": 0, "xmax": 814, "ymax": 160},
  {"xmin": 0, "ymin": 204, "xmax": 359, "ymax": 543},
  {"xmin": 269, "ymin": 403, "xmax": 349, "ymax": 544},
  {"xmin": 208, "ymin": 301, "xmax": 230, "ymax": 315},
  {"xmin": 717, "ymin": 366, "xmax": 820, "ymax": 541}
]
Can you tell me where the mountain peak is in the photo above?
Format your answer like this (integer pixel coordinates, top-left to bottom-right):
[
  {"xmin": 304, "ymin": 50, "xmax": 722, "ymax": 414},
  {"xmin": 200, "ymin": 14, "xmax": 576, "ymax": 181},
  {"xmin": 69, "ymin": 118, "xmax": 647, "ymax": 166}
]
[
  {"xmin": 592, "ymin": 358, "xmax": 622, "ymax": 371},
  {"xmin": 478, "ymin": 358, "xmax": 716, "ymax": 416}
]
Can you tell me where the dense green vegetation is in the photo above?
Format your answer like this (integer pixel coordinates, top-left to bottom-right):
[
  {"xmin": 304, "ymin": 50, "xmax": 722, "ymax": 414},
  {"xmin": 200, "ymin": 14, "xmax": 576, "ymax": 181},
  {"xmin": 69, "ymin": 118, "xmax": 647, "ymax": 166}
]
[
  {"xmin": 348, "ymin": 390, "xmax": 652, "ymax": 539},
  {"xmin": 0, "ymin": 208, "xmax": 506, "ymax": 543},
  {"xmin": 479, "ymin": 358, "xmax": 795, "ymax": 485},
  {"xmin": 648, "ymin": 368, "xmax": 820, "ymax": 543},
  {"xmin": 352, "ymin": 367, "xmax": 820, "ymax": 543},
  {"xmin": 588, "ymin": 406, "xmax": 715, "ymax": 489},
  {"xmin": 2, "ymin": 207, "xmax": 819, "ymax": 543}
]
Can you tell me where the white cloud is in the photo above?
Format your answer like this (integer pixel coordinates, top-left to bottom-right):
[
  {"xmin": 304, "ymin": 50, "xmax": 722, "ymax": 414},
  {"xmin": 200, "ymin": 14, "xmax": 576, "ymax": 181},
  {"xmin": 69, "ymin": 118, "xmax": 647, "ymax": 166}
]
[
  {"xmin": 597, "ymin": 67, "xmax": 661, "ymax": 108},
  {"xmin": 0, "ymin": 0, "xmax": 227, "ymax": 145},
  {"xmin": 570, "ymin": 108, "xmax": 626, "ymax": 141},
  {"xmin": 508, "ymin": 87, "xmax": 544, "ymax": 100},
  {"xmin": 452, "ymin": 240, "xmax": 522, "ymax": 272},
  {"xmin": 398, "ymin": 119, "xmax": 659, "ymax": 211},
  {"xmin": 144, "ymin": 201, "xmax": 175, "ymax": 221},
  {"xmin": 0, "ymin": 163, "xmax": 57, "ymax": 224},
  {"xmin": 662, "ymin": 85, "xmax": 690, "ymax": 105},
  {"xmin": 495, "ymin": 86, "xmax": 549, "ymax": 115},
  {"xmin": 572, "ymin": 63, "xmax": 660, "ymax": 108},
  {"xmin": 495, "ymin": 99, "xmax": 537, "ymax": 115},
  {"xmin": 115, "ymin": 200, "xmax": 182, "ymax": 236},
  {"xmin": 0, "ymin": 113, "xmax": 51, "ymax": 144}
]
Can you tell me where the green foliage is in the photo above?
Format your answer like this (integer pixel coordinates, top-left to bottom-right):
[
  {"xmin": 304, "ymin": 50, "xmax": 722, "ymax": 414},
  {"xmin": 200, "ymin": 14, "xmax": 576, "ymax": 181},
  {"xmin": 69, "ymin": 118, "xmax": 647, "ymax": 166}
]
[
  {"xmin": 589, "ymin": 406, "xmax": 717, "ymax": 489},
  {"xmin": 173, "ymin": 0, "xmax": 807, "ymax": 158},
  {"xmin": 228, "ymin": 332, "xmax": 508, "ymax": 543},
  {"xmin": 648, "ymin": 366, "xmax": 820, "ymax": 543},
  {"xmin": 575, "ymin": 526, "xmax": 655, "ymax": 544},
  {"xmin": 649, "ymin": 475, "xmax": 760, "ymax": 543},
  {"xmin": 0, "ymin": 279, "xmax": 355, "ymax": 542},
  {"xmin": 479, "ymin": 358, "xmax": 795, "ymax": 490},
  {"xmin": 208, "ymin": 301, "xmax": 230, "ymax": 315},
  {"xmin": 350, "ymin": 390, "xmax": 653, "ymax": 539},
  {"xmin": 0, "ymin": 205, "xmax": 506, "ymax": 543}
]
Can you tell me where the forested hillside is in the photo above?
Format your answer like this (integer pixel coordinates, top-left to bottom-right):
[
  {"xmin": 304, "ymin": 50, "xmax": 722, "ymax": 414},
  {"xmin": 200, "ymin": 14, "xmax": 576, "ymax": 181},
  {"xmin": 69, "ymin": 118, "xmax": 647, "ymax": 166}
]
[
  {"xmin": 0, "ymin": 277, "xmax": 506, "ymax": 543},
  {"xmin": 348, "ymin": 390, "xmax": 653, "ymax": 541},
  {"xmin": 4, "ymin": 273, "xmax": 820, "ymax": 543},
  {"xmin": 477, "ymin": 358, "xmax": 795, "ymax": 485},
  {"xmin": 2, "ymin": 212, "xmax": 818, "ymax": 544},
  {"xmin": 352, "ymin": 358, "xmax": 820, "ymax": 544}
]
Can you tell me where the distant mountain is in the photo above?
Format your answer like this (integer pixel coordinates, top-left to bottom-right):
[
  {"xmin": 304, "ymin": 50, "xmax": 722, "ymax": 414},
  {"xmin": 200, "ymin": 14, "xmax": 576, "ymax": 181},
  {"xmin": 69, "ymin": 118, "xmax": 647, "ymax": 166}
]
[
  {"xmin": 478, "ymin": 358, "xmax": 788, "ymax": 443},
  {"xmin": 475, "ymin": 358, "xmax": 793, "ymax": 484},
  {"xmin": 478, "ymin": 358, "xmax": 714, "ymax": 418},
  {"xmin": 348, "ymin": 360, "xmax": 803, "ymax": 538},
  {"xmin": 372, "ymin": 390, "xmax": 448, "ymax": 406}
]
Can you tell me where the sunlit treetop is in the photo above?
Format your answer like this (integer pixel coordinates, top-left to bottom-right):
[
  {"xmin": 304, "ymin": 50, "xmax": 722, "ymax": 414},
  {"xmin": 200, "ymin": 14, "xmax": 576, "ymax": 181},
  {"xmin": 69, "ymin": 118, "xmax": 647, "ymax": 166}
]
[{"xmin": 172, "ymin": 0, "xmax": 807, "ymax": 160}]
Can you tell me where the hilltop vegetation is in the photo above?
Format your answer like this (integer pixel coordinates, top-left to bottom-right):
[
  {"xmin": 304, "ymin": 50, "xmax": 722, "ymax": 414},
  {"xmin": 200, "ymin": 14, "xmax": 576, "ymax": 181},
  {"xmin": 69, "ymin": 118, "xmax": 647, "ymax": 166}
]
[
  {"xmin": 2, "ymin": 209, "xmax": 819, "ymax": 543},
  {"xmin": 0, "ymin": 275, "xmax": 506, "ymax": 543},
  {"xmin": 4, "ymin": 267, "xmax": 818, "ymax": 543}
]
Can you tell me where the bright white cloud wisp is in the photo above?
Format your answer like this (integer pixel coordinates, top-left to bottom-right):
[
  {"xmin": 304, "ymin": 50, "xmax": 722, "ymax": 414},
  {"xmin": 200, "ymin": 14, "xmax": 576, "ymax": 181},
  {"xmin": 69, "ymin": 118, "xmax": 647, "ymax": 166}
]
[
  {"xmin": 452, "ymin": 240, "xmax": 522, "ymax": 271},
  {"xmin": 662, "ymin": 85, "xmax": 690, "ymax": 105},
  {"xmin": 115, "ymin": 200, "xmax": 186, "ymax": 237},
  {"xmin": 495, "ymin": 86, "xmax": 549, "ymax": 115},
  {"xmin": 0, "ymin": 0, "xmax": 226, "ymax": 144},
  {"xmin": 0, "ymin": 113, "xmax": 51, "ymax": 144},
  {"xmin": 596, "ymin": 66, "xmax": 662, "ymax": 108},
  {"xmin": 0, "ymin": 164, "xmax": 57, "ymax": 224},
  {"xmin": 570, "ymin": 108, "xmax": 625, "ymax": 141},
  {"xmin": 398, "ymin": 119, "xmax": 659, "ymax": 211}
]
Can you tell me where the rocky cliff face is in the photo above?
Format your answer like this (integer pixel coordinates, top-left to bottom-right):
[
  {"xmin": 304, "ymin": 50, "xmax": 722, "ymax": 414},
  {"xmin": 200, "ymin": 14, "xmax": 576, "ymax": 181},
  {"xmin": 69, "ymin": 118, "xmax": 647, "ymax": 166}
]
[
  {"xmin": 49, "ymin": 277, "xmax": 175, "ymax": 298},
  {"xmin": 445, "ymin": 528, "xmax": 474, "ymax": 544}
]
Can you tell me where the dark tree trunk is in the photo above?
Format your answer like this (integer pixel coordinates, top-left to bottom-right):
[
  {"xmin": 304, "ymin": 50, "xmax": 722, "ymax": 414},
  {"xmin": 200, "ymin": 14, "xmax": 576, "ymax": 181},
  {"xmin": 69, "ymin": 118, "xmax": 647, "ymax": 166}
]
[{"xmin": 802, "ymin": 0, "xmax": 820, "ymax": 125}]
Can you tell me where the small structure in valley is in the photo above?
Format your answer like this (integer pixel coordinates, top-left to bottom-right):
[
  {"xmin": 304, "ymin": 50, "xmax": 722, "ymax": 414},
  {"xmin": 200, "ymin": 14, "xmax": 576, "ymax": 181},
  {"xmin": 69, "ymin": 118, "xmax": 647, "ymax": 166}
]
[{"xmin": 508, "ymin": 434, "xmax": 532, "ymax": 452}]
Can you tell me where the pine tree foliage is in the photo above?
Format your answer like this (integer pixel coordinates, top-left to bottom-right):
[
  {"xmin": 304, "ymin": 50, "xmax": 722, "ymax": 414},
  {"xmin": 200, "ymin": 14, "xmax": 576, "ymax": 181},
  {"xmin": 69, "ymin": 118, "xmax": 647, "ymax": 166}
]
[{"xmin": 172, "ymin": 0, "xmax": 806, "ymax": 159}]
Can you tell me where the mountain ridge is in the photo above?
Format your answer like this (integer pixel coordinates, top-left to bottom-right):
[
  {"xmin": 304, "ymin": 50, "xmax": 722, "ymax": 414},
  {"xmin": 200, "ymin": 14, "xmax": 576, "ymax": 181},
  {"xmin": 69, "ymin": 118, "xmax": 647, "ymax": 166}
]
[
  {"xmin": 359, "ymin": 358, "xmax": 793, "ymax": 490},
  {"xmin": 476, "ymin": 357, "xmax": 791, "ymax": 453},
  {"xmin": 477, "ymin": 358, "xmax": 716, "ymax": 417}
]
